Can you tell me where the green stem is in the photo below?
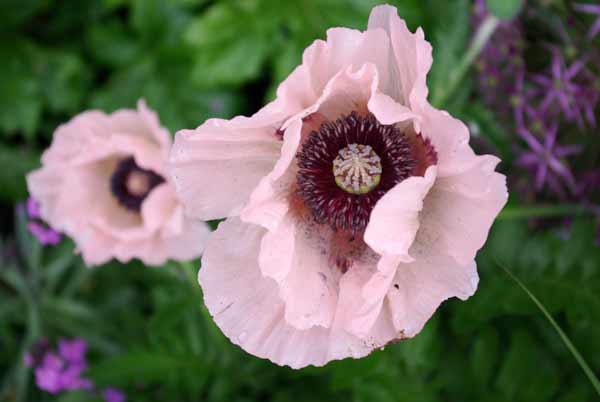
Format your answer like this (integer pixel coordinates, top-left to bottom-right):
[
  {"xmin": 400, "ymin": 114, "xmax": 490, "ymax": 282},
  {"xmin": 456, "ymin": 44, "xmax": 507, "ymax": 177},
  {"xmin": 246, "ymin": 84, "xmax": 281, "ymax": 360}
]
[
  {"xmin": 498, "ymin": 204, "xmax": 588, "ymax": 220},
  {"xmin": 179, "ymin": 261, "xmax": 200, "ymax": 291},
  {"xmin": 496, "ymin": 260, "xmax": 600, "ymax": 397},
  {"xmin": 433, "ymin": 14, "xmax": 499, "ymax": 107}
]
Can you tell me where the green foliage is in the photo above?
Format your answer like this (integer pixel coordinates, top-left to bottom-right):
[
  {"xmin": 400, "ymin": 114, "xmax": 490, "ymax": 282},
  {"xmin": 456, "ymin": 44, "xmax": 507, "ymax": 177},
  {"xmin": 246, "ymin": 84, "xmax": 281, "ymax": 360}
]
[
  {"xmin": 1, "ymin": 1, "xmax": 598, "ymax": 402},
  {"xmin": 486, "ymin": 0, "xmax": 524, "ymax": 20},
  {"xmin": 3, "ymin": 204, "xmax": 599, "ymax": 402},
  {"xmin": 427, "ymin": 0, "xmax": 471, "ymax": 110},
  {"xmin": 0, "ymin": 145, "xmax": 40, "ymax": 202}
]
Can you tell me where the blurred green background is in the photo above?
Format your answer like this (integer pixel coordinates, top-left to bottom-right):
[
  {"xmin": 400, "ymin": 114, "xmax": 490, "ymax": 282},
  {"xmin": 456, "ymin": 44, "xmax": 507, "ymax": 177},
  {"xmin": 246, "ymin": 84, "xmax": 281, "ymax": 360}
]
[{"xmin": 1, "ymin": 0, "xmax": 599, "ymax": 401}]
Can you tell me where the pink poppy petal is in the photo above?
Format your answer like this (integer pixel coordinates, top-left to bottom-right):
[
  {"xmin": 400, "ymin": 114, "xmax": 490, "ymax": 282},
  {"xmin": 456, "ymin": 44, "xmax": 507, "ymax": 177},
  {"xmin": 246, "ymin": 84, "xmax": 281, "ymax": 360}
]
[
  {"xmin": 161, "ymin": 208, "xmax": 210, "ymax": 261},
  {"xmin": 76, "ymin": 227, "xmax": 116, "ymax": 266},
  {"xmin": 105, "ymin": 133, "xmax": 165, "ymax": 174},
  {"xmin": 387, "ymin": 254, "xmax": 478, "ymax": 336},
  {"xmin": 417, "ymin": 155, "xmax": 508, "ymax": 265},
  {"xmin": 41, "ymin": 111, "xmax": 114, "ymax": 167},
  {"xmin": 364, "ymin": 166, "xmax": 437, "ymax": 258},
  {"xmin": 260, "ymin": 214, "xmax": 337, "ymax": 330},
  {"xmin": 136, "ymin": 99, "xmax": 172, "ymax": 150},
  {"xmin": 169, "ymin": 112, "xmax": 283, "ymax": 221},
  {"xmin": 341, "ymin": 254, "xmax": 404, "ymax": 338},
  {"xmin": 420, "ymin": 103, "xmax": 475, "ymax": 177},
  {"xmin": 367, "ymin": 5, "xmax": 433, "ymax": 110},
  {"xmin": 200, "ymin": 217, "xmax": 399, "ymax": 368},
  {"xmin": 140, "ymin": 183, "xmax": 177, "ymax": 232},
  {"xmin": 367, "ymin": 91, "xmax": 421, "ymax": 127},
  {"xmin": 239, "ymin": 119, "xmax": 302, "ymax": 231},
  {"xmin": 285, "ymin": 27, "xmax": 387, "ymax": 104}
]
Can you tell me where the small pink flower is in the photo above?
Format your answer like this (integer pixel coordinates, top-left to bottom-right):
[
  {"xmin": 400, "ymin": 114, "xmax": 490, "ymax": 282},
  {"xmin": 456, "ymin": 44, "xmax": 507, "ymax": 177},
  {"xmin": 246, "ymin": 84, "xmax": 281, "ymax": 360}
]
[
  {"xmin": 170, "ymin": 5, "xmax": 508, "ymax": 368},
  {"xmin": 27, "ymin": 100, "xmax": 210, "ymax": 266}
]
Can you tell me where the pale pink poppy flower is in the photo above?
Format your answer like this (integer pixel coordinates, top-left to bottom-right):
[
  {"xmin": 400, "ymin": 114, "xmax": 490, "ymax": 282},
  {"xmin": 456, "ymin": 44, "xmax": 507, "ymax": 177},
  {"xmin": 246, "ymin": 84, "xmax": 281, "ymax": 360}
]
[
  {"xmin": 170, "ymin": 5, "xmax": 508, "ymax": 368},
  {"xmin": 27, "ymin": 100, "xmax": 210, "ymax": 266}
]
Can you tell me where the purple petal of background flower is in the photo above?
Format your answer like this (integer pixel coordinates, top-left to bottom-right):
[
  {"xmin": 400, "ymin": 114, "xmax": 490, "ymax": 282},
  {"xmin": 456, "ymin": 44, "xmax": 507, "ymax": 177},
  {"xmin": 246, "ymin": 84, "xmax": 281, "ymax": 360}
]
[
  {"xmin": 575, "ymin": 3, "xmax": 600, "ymax": 39},
  {"xmin": 58, "ymin": 338, "xmax": 88, "ymax": 365},
  {"xmin": 34, "ymin": 353, "xmax": 65, "ymax": 394},
  {"xmin": 27, "ymin": 222, "xmax": 61, "ymax": 246},
  {"xmin": 103, "ymin": 387, "xmax": 126, "ymax": 402},
  {"xmin": 26, "ymin": 197, "xmax": 41, "ymax": 219}
]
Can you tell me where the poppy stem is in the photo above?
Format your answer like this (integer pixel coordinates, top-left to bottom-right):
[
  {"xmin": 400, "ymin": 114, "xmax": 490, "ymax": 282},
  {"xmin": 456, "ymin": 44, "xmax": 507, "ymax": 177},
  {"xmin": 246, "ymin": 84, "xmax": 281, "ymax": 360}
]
[
  {"xmin": 433, "ymin": 14, "xmax": 499, "ymax": 107},
  {"xmin": 495, "ymin": 259, "xmax": 600, "ymax": 397}
]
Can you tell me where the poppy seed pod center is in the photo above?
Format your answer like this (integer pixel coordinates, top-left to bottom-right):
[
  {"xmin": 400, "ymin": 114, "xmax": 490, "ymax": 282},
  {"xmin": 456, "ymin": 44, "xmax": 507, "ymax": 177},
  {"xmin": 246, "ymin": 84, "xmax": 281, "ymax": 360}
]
[
  {"xmin": 296, "ymin": 112, "xmax": 416, "ymax": 234},
  {"xmin": 333, "ymin": 144, "xmax": 382, "ymax": 194},
  {"xmin": 110, "ymin": 157, "xmax": 165, "ymax": 212}
]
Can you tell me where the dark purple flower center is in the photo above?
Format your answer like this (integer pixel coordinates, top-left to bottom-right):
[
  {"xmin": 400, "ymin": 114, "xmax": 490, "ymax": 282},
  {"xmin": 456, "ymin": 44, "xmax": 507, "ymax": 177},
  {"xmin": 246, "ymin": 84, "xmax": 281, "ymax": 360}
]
[
  {"xmin": 296, "ymin": 112, "xmax": 418, "ymax": 235},
  {"xmin": 110, "ymin": 157, "xmax": 165, "ymax": 212}
]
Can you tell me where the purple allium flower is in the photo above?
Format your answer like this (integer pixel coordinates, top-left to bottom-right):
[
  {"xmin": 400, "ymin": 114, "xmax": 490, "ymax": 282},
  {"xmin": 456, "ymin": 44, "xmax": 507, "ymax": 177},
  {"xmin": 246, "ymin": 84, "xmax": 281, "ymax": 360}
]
[
  {"xmin": 24, "ymin": 197, "xmax": 61, "ymax": 246},
  {"xmin": 473, "ymin": 0, "xmax": 526, "ymax": 118},
  {"xmin": 516, "ymin": 123, "xmax": 582, "ymax": 196},
  {"xmin": 103, "ymin": 387, "xmax": 126, "ymax": 402},
  {"xmin": 531, "ymin": 48, "xmax": 590, "ymax": 126},
  {"xmin": 574, "ymin": 3, "xmax": 600, "ymax": 39}
]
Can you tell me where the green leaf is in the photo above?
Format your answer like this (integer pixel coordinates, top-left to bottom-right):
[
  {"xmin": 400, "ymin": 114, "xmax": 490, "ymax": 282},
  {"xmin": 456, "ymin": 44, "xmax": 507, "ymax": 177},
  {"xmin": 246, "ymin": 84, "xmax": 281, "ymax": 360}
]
[
  {"xmin": 495, "ymin": 330, "xmax": 560, "ymax": 401},
  {"xmin": 56, "ymin": 390, "xmax": 102, "ymax": 402},
  {"xmin": 486, "ymin": 0, "xmax": 524, "ymax": 20},
  {"xmin": 86, "ymin": 21, "xmax": 141, "ymax": 67},
  {"xmin": 131, "ymin": 0, "xmax": 187, "ymax": 44},
  {"xmin": 88, "ymin": 351, "xmax": 205, "ymax": 385},
  {"xmin": 91, "ymin": 60, "xmax": 241, "ymax": 132},
  {"xmin": 40, "ymin": 50, "xmax": 91, "ymax": 114},
  {"xmin": 0, "ymin": 0, "xmax": 49, "ymax": 29},
  {"xmin": 426, "ymin": 0, "xmax": 470, "ymax": 109},
  {"xmin": 469, "ymin": 327, "xmax": 500, "ymax": 387},
  {"xmin": 185, "ymin": 2, "xmax": 277, "ymax": 86},
  {"xmin": 0, "ymin": 40, "xmax": 42, "ymax": 139},
  {"xmin": 0, "ymin": 145, "xmax": 39, "ymax": 202}
]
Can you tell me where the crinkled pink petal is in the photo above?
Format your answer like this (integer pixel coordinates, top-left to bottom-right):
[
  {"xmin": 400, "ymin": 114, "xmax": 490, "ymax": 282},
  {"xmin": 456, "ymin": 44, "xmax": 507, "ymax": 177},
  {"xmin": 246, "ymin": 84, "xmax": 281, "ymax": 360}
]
[
  {"xmin": 141, "ymin": 183, "xmax": 177, "ymax": 232},
  {"xmin": 257, "ymin": 214, "xmax": 337, "ymax": 330},
  {"xmin": 160, "ymin": 214, "xmax": 211, "ymax": 263},
  {"xmin": 75, "ymin": 227, "xmax": 115, "ymax": 266},
  {"xmin": 169, "ymin": 111, "xmax": 284, "ymax": 221},
  {"xmin": 136, "ymin": 99, "xmax": 172, "ymax": 151},
  {"xmin": 387, "ymin": 253, "xmax": 479, "ymax": 337},
  {"xmin": 104, "ymin": 134, "xmax": 165, "ymax": 174},
  {"xmin": 367, "ymin": 5, "xmax": 433, "ymax": 111},
  {"xmin": 277, "ymin": 26, "xmax": 388, "ymax": 110},
  {"xmin": 199, "ymin": 218, "xmax": 398, "ymax": 368},
  {"xmin": 420, "ymin": 104, "xmax": 475, "ymax": 177},
  {"xmin": 367, "ymin": 91, "xmax": 420, "ymax": 127},
  {"xmin": 364, "ymin": 166, "xmax": 437, "ymax": 258},
  {"xmin": 417, "ymin": 155, "xmax": 508, "ymax": 265},
  {"xmin": 329, "ymin": 256, "xmax": 398, "ymax": 345},
  {"xmin": 239, "ymin": 118, "xmax": 302, "ymax": 231}
]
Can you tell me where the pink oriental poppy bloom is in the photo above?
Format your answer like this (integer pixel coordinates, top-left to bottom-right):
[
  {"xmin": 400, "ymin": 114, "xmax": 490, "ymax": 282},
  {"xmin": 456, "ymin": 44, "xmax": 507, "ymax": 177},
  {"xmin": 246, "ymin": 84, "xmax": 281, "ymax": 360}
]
[
  {"xmin": 170, "ymin": 5, "xmax": 508, "ymax": 368},
  {"xmin": 27, "ymin": 100, "xmax": 210, "ymax": 266}
]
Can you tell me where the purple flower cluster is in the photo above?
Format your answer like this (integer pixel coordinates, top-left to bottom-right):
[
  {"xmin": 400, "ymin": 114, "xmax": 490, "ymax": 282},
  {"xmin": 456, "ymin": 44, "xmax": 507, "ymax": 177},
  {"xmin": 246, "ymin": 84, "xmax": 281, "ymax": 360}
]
[
  {"xmin": 24, "ymin": 338, "xmax": 126, "ymax": 402},
  {"xmin": 25, "ymin": 197, "xmax": 61, "ymax": 246},
  {"xmin": 473, "ymin": 1, "xmax": 600, "ymax": 201},
  {"xmin": 575, "ymin": 3, "xmax": 600, "ymax": 39}
]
